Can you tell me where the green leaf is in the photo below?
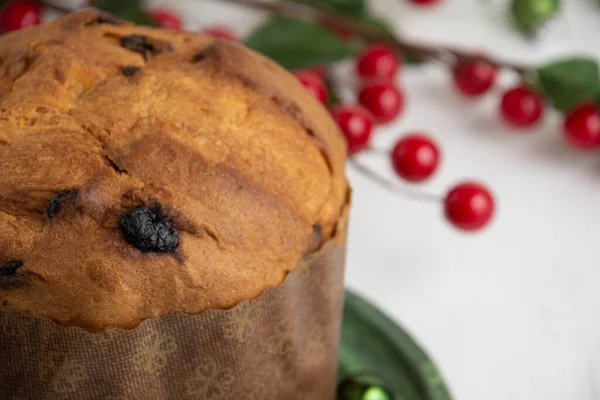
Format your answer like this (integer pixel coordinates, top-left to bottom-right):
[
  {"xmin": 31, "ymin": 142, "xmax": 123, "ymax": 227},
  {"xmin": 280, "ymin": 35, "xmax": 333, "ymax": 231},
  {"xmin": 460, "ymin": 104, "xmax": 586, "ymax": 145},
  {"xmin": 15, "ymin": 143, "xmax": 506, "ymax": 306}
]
[
  {"xmin": 114, "ymin": 7, "xmax": 157, "ymax": 27},
  {"xmin": 245, "ymin": 17, "xmax": 358, "ymax": 70},
  {"xmin": 287, "ymin": 0, "xmax": 366, "ymax": 17},
  {"xmin": 536, "ymin": 57, "xmax": 600, "ymax": 111},
  {"xmin": 340, "ymin": 290, "xmax": 453, "ymax": 400},
  {"xmin": 93, "ymin": 0, "xmax": 156, "ymax": 26},
  {"xmin": 511, "ymin": 0, "xmax": 560, "ymax": 35},
  {"xmin": 93, "ymin": 0, "xmax": 141, "ymax": 13}
]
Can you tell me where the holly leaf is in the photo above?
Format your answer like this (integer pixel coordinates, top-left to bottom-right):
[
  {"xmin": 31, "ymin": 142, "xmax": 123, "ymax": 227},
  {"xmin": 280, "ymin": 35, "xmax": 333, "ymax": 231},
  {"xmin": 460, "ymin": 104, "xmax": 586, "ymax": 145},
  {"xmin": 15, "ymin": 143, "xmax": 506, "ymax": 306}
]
[
  {"xmin": 536, "ymin": 57, "xmax": 600, "ymax": 111},
  {"xmin": 112, "ymin": 7, "xmax": 157, "ymax": 27},
  {"xmin": 92, "ymin": 0, "xmax": 156, "ymax": 26},
  {"xmin": 93, "ymin": 0, "xmax": 141, "ymax": 13},
  {"xmin": 246, "ymin": 17, "xmax": 358, "ymax": 70}
]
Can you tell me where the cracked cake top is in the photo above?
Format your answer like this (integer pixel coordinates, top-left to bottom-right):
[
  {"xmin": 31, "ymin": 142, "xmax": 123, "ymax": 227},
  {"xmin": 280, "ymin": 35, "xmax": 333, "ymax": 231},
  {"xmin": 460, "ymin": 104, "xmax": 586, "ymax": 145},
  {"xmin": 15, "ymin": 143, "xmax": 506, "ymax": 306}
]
[{"xmin": 0, "ymin": 9, "xmax": 348, "ymax": 330}]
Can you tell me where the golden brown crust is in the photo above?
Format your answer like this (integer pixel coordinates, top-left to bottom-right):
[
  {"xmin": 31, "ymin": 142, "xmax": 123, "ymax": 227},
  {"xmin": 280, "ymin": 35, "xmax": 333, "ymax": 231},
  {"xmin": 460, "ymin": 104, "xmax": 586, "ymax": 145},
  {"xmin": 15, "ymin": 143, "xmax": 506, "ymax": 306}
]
[{"xmin": 0, "ymin": 9, "xmax": 348, "ymax": 330}]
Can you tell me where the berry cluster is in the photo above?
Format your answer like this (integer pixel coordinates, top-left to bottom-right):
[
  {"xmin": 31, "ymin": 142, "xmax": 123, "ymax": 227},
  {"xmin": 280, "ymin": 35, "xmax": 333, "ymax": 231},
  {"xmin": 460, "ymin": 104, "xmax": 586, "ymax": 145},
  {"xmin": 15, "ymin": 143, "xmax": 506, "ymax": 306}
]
[
  {"xmin": 453, "ymin": 58, "xmax": 600, "ymax": 148},
  {"xmin": 293, "ymin": 45, "xmax": 495, "ymax": 232}
]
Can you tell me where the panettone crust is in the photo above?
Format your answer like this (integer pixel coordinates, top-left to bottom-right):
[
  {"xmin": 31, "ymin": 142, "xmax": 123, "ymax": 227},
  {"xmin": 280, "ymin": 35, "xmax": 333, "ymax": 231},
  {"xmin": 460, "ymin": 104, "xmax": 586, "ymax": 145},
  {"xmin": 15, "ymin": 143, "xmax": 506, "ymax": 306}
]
[{"xmin": 0, "ymin": 9, "xmax": 348, "ymax": 330}]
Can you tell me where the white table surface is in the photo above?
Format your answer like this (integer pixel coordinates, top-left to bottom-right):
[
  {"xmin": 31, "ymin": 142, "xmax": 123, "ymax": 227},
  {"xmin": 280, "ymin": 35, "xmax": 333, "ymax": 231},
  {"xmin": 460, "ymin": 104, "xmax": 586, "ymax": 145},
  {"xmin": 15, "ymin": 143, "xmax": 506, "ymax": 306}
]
[{"xmin": 61, "ymin": 0, "xmax": 600, "ymax": 398}]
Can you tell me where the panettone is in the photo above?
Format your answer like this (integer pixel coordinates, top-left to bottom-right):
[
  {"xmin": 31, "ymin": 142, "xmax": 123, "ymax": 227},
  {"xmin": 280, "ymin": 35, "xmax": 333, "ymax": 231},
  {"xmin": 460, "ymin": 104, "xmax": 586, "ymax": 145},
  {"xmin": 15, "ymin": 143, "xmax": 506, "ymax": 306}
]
[{"xmin": 0, "ymin": 8, "xmax": 348, "ymax": 331}]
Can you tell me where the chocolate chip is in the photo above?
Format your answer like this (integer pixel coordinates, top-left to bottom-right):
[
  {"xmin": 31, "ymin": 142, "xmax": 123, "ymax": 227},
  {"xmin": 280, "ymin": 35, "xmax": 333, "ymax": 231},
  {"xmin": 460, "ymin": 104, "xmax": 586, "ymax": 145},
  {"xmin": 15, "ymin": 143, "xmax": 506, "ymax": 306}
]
[
  {"xmin": 313, "ymin": 224, "xmax": 322, "ymax": 236},
  {"xmin": 121, "ymin": 35, "xmax": 151, "ymax": 58},
  {"xmin": 191, "ymin": 52, "xmax": 205, "ymax": 63},
  {"xmin": 54, "ymin": 68, "xmax": 65, "ymax": 84},
  {"xmin": 119, "ymin": 205, "xmax": 179, "ymax": 253},
  {"xmin": 0, "ymin": 261, "xmax": 24, "ymax": 289},
  {"xmin": 85, "ymin": 14, "xmax": 119, "ymax": 26},
  {"xmin": 122, "ymin": 66, "xmax": 141, "ymax": 77},
  {"xmin": 47, "ymin": 191, "xmax": 68, "ymax": 219},
  {"xmin": 46, "ymin": 190, "xmax": 79, "ymax": 220},
  {"xmin": 0, "ymin": 261, "xmax": 22, "ymax": 276},
  {"xmin": 120, "ymin": 35, "xmax": 172, "ymax": 60}
]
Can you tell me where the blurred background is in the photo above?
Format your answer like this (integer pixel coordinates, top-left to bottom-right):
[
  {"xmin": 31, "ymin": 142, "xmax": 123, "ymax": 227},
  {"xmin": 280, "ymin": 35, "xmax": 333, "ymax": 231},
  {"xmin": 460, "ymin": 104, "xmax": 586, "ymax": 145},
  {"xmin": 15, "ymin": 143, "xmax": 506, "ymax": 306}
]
[{"xmin": 32, "ymin": 0, "xmax": 600, "ymax": 398}]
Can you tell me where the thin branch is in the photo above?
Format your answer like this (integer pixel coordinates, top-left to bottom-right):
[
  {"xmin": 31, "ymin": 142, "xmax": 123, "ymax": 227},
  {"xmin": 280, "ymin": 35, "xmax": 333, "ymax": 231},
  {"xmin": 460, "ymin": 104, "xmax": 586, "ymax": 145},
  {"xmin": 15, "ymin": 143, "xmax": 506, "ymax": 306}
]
[
  {"xmin": 349, "ymin": 159, "xmax": 441, "ymax": 204},
  {"xmin": 363, "ymin": 147, "xmax": 390, "ymax": 156},
  {"xmin": 216, "ymin": 0, "xmax": 530, "ymax": 73}
]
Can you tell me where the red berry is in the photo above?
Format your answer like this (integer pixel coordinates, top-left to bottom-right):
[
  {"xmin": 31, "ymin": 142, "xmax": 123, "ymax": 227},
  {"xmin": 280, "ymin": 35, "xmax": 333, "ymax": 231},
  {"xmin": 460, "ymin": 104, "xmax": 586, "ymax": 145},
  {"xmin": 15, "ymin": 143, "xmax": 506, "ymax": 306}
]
[
  {"xmin": 203, "ymin": 25, "xmax": 238, "ymax": 41},
  {"xmin": 294, "ymin": 70, "xmax": 328, "ymax": 104},
  {"xmin": 500, "ymin": 86, "xmax": 544, "ymax": 127},
  {"xmin": 444, "ymin": 182, "xmax": 495, "ymax": 231},
  {"xmin": 358, "ymin": 82, "xmax": 404, "ymax": 124},
  {"xmin": 0, "ymin": 0, "xmax": 41, "ymax": 33},
  {"xmin": 149, "ymin": 8, "xmax": 183, "ymax": 31},
  {"xmin": 356, "ymin": 44, "xmax": 400, "ymax": 81},
  {"xmin": 331, "ymin": 105, "xmax": 374, "ymax": 155},
  {"xmin": 563, "ymin": 104, "xmax": 600, "ymax": 149},
  {"xmin": 391, "ymin": 133, "xmax": 440, "ymax": 182},
  {"xmin": 452, "ymin": 59, "xmax": 497, "ymax": 96},
  {"xmin": 410, "ymin": 0, "xmax": 442, "ymax": 5},
  {"xmin": 294, "ymin": 65, "xmax": 326, "ymax": 80}
]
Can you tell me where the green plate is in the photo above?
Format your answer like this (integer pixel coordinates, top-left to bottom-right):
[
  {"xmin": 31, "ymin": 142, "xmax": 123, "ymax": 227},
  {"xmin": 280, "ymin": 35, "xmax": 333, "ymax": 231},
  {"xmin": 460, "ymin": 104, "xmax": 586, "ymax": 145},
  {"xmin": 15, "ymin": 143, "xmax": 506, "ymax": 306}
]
[{"xmin": 339, "ymin": 290, "xmax": 453, "ymax": 400}]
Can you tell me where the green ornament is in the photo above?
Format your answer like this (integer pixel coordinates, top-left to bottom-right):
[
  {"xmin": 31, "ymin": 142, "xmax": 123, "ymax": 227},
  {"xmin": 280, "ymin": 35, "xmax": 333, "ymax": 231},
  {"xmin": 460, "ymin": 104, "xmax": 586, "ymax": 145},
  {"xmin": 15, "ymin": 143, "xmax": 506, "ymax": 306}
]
[
  {"xmin": 337, "ymin": 373, "xmax": 393, "ymax": 400},
  {"xmin": 511, "ymin": 0, "xmax": 560, "ymax": 36}
]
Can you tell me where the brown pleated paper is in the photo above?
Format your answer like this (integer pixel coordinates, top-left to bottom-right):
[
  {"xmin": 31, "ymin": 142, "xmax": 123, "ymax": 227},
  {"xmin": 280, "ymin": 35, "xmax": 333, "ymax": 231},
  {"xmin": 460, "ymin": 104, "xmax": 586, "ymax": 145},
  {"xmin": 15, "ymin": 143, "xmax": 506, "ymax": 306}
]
[{"xmin": 0, "ymin": 212, "xmax": 348, "ymax": 400}]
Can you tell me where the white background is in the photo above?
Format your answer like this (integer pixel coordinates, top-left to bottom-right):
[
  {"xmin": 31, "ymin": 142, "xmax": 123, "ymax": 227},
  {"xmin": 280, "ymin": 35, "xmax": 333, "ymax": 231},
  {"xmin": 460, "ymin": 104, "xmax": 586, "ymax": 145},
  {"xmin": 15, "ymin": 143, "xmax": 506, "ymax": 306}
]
[{"xmin": 58, "ymin": 0, "xmax": 600, "ymax": 398}]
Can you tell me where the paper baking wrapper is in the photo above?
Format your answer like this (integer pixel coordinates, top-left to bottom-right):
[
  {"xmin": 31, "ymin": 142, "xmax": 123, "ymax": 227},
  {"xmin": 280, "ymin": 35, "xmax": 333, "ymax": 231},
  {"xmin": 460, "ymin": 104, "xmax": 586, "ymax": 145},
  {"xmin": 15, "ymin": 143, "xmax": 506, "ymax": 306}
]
[{"xmin": 0, "ymin": 212, "xmax": 348, "ymax": 400}]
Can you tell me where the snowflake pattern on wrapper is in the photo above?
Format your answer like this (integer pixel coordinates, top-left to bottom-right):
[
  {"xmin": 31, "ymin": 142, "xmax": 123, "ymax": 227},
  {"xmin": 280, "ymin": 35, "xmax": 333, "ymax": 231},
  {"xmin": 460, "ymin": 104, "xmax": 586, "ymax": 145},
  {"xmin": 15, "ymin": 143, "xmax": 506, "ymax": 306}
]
[
  {"xmin": 222, "ymin": 302, "xmax": 257, "ymax": 343},
  {"xmin": 266, "ymin": 316, "xmax": 294, "ymax": 356},
  {"xmin": 132, "ymin": 330, "xmax": 177, "ymax": 375},
  {"xmin": 184, "ymin": 359, "xmax": 235, "ymax": 399},
  {"xmin": 39, "ymin": 351, "xmax": 86, "ymax": 394},
  {"xmin": 246, "ymin": 364, "xmax": 282, "ymax": 400}
]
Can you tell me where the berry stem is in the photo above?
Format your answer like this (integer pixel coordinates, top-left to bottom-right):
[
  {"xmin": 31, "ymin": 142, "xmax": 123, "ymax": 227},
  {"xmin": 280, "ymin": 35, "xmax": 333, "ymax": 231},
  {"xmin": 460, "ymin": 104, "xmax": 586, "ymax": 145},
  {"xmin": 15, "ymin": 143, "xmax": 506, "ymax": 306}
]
[
  {"xmin": 363, "ymin": 147, "xmax": 389, "ymax": 156},
  {"xmin": 216, "ymin": 0, "xmax": 529, "ymax": 73},
  {"xmin": 349, "ymin": 158, "xmax": 441, "ymax": 204}
]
